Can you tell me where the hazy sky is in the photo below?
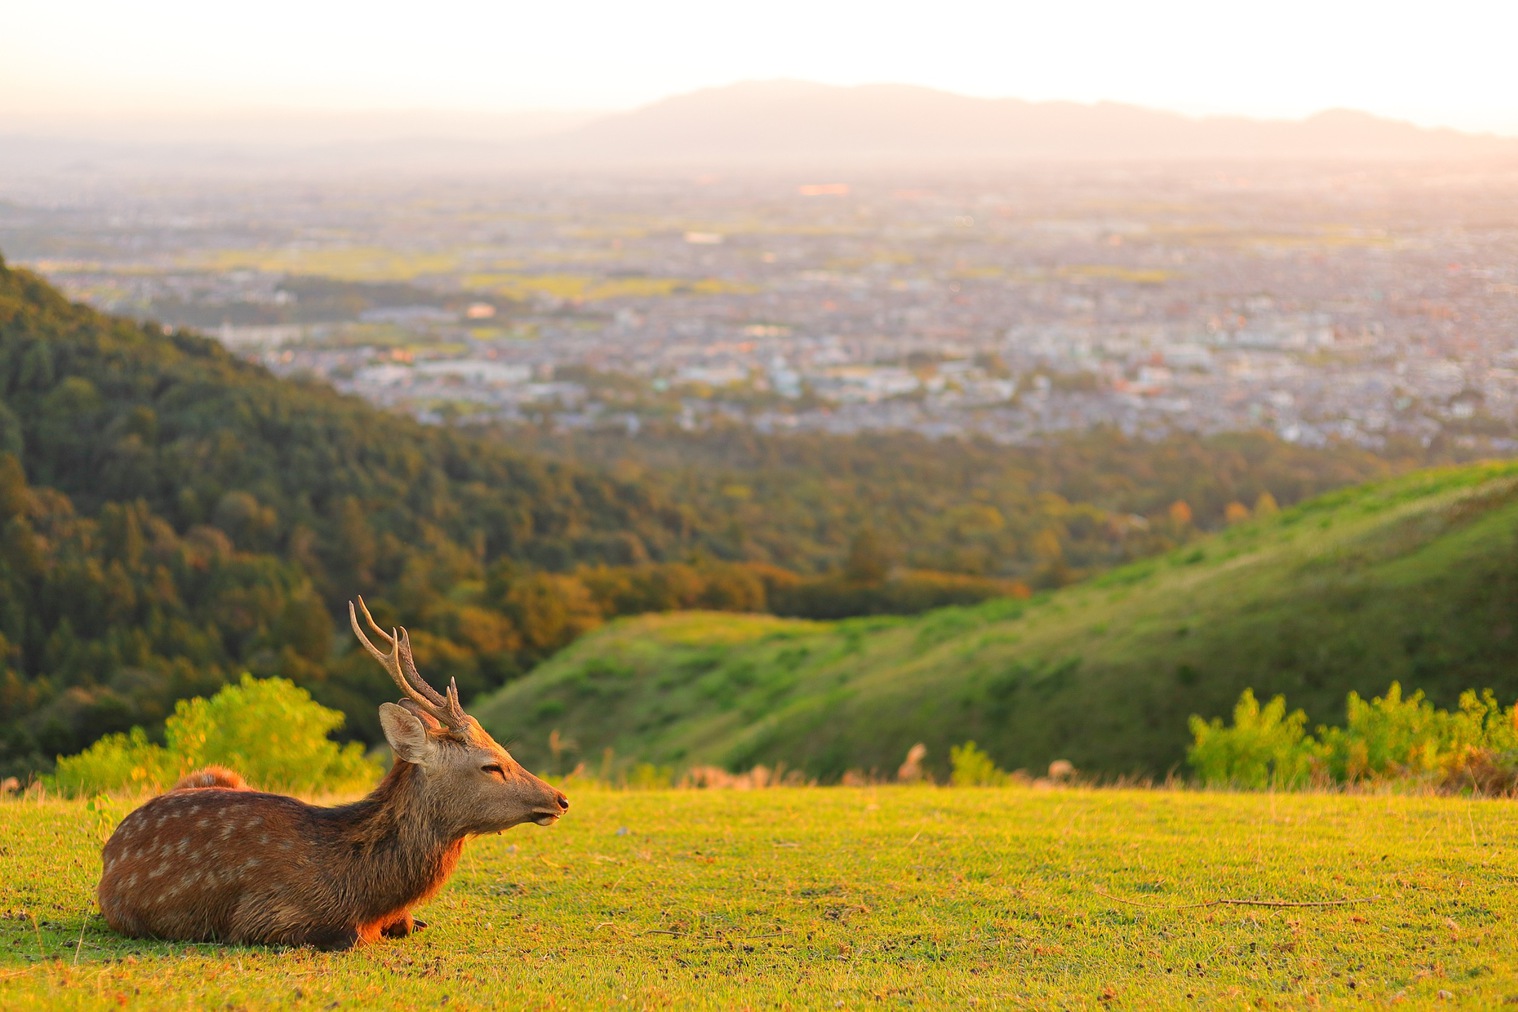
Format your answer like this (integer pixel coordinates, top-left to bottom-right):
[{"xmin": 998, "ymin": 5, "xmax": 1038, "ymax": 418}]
[{"xmin": 4, "ymin": 0, "xmax": 1516, "ymax": 134}]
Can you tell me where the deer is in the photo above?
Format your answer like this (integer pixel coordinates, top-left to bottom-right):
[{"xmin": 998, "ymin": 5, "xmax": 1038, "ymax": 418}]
[{"xmin": 96, "ymin": 597, "xmax": 569, "ymax": 950}]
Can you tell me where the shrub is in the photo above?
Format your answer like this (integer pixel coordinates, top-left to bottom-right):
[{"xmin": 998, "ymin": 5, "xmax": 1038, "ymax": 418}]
[
  {"xmin": 53, "ymin": 674, "xmax": 380, "ymax": 796},
  {"xmin": 1320, "ymin": 684, "xmax": 1518, "ymax": 786},
  {"xmin": 52, "ymin": 726, "xmax": 177, "ymax": 795},
  {"xmin": 1189, "ymin": 683, "xmax": 1518, "ymax": 793},
  {"xmin": 1187, "ymin": 690, "xmax": 1320, "ymax": 789},
  {"xmin": 949, "ymin": 741, "xmax": 1011, "ymax": 787}
]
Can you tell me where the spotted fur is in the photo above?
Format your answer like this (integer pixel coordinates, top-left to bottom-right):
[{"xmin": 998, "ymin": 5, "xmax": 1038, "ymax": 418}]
[{"xmin": 96, "ymin": 601, "xmax": 569, "ymax": 950}]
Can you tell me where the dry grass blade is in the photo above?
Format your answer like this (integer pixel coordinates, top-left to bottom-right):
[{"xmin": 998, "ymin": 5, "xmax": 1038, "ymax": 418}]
[{"xmin": 1094, "ymin": 888, "xmax": 1380, "ymax": 911}]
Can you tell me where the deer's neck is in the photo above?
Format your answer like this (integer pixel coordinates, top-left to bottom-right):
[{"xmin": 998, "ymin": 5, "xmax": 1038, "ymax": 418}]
[{"xmin": 327, "ymin": 762, "xmax": 464, "ymax": 917}]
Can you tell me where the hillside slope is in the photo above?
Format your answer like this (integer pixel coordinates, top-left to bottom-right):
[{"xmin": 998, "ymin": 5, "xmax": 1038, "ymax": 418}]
[
  {"xmin": 0, "ymin": 256, "xmax": 692, "ymax": 574},
  {"xmin": 0, "ymin": 255, "xmax": 705, "ymax": 769},
  {"xmin": 476, "ymin": 462, "xmax": 1518, "ymax": 779}
]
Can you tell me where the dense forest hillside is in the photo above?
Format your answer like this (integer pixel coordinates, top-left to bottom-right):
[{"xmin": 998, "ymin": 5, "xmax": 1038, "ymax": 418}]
[
  {"xmin": 0, "ymin": 256, "xmax": 706, "ymax": 771},
  {"xmin": 0, "ymin": 256, "xmax": 1427, "ymax": 777},
  {"xmin": 516, "ymin": 425, "xmax": 1409, "ymax": 583},
  {"xmin": 474, "ymin": 463, "xmax": 1518, "ymax": 780}
]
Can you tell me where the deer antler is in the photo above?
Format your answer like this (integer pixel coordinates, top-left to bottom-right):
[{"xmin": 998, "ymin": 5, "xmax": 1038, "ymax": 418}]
[
  {"xmin": 352, "ymin": 597, "xmax": 446, "ymax": 706},
  {"xmin": 349, "ymin": 597, "xmax": 468, "ymax": 731}
]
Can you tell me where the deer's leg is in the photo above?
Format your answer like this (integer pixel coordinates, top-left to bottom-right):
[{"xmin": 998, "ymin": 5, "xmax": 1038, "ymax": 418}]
[
  {"xmin": 306, "ymin": 925, "xmax": 362, "ymax": 951},
  {"xmin": 380, "ymin": 911, "xmax": 426, "ymax": 937}
]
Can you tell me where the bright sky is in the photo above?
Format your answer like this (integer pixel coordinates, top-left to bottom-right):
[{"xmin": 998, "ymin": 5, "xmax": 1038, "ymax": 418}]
[{"xmin": 4, "ymin": 0, "xmax": 1516, "ymax": 135}]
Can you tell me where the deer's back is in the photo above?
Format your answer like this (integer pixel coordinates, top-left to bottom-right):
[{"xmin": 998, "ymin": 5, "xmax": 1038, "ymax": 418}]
[{"xmin": 98, "ymin": 787, "xmax": 340, "ymax": 945}]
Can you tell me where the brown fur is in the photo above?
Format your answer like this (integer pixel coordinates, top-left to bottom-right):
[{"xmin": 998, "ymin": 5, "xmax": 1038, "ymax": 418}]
[
  {"xmin": 98, "ymin": 712, "xmax": 567, "ymax": 950},
  {"xmin": 171, "ymin": 766, "xmax": 248, "ymax": 791}
]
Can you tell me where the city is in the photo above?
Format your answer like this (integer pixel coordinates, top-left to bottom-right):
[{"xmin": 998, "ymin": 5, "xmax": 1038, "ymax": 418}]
[{"xmin": 5, "ymin": 162, "xmax": 1516, "ymax": 451}]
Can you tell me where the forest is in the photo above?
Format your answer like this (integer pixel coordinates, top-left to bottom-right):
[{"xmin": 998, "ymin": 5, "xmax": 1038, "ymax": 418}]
[
  {"xmin": 506, "ymin": 422, "xmax": 1417, "ymax": 582},
  {"xmin": 0, "ymin": 255, "xmax": 1429, "ymax": 776}
]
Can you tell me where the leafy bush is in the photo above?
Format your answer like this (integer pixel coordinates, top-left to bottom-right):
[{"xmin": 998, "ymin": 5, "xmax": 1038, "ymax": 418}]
[
  {"xmin": 53, "ymin": 674, "xmax": 380, "ymax": 796},
  {"xmin": 53, "ymin": 726, "xmax": 177, "ymax": 795},
  {"xmin": 949, "ymin": 741, "xmax": 1012, "ymax": 787},
  {"xmin": 1189, "ymin": 683, "xmax": 1518, "ymax": 793},
  {"xmin": 1319, "ymin": 685, "xmax": 1518, "ymax": 786},
  {"xmin": 1187, "ymin": 690, "xmax": 1321, "ymax": 789}
]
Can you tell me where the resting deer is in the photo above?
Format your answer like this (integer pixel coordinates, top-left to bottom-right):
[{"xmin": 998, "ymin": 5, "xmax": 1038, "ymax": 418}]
[{"xmin": 96, "ymin": 598, "xmax": 568, "ymax": 950}]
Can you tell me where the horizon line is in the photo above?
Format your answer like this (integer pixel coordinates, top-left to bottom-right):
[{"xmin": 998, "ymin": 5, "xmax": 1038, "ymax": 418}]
[{"xmin": 4, "ymin": 80, "xmax": 1516, "ymax": 142}]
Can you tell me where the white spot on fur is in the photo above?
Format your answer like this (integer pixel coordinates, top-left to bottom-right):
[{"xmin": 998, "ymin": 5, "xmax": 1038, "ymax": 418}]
[
  {"xmin": 219, "ymin": 824, "xmax": 234, "ymax": 839},
  {"xmin": 258, "ymin": 833, "xmax": 269, "ymax": 845},
  {"xmin": 241, "ymin": 857, "xmax": 261, "ymax": 871},
  {"xmin": 125, "ymin": 873, "xmax": 139, "ymax": 889}
]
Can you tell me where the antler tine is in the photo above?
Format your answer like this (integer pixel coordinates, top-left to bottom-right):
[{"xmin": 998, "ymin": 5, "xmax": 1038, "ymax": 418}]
[
  {"xmin": 443, "ymin": 676, "xmax": 468, "ymax": 725},
  {"xmin": 348, "ymin": 601, "xmax": 450, "ymax": 723},
  {"xmin": 394, "ymin": 627, "xmax": 451, "ymax": 709},
  {"xmin": 356, "ymin": 596, "xmax": 449, "ymax": 708},
  {"xmin": 353, "ymin": 595, "xmax": 394, "ymax": 647}
]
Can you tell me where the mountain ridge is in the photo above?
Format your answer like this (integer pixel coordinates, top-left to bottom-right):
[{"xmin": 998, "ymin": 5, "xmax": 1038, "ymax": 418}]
[
  {"xmin": 544, "ymin": 80, "xmax": 1517, "ymax": 166},
  {"xmin": 4, "ymin": 81, "xmax": 1512, "ymax": 177}
]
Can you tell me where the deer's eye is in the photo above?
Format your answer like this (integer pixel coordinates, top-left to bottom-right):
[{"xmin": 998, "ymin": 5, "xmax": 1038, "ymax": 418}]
[{"xmin": 482, "ymin": 763, "xmax": 505, "ymax": 779}]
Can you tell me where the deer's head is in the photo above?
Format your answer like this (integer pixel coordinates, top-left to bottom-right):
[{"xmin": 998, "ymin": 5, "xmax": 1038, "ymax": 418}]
[{"xmin": 350, "ymin": 598, "xmax": 569, "ymax": 835}]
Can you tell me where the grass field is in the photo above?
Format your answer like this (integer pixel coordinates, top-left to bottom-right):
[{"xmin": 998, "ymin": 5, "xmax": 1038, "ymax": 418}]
[{"xmin": 3, "ymin": 787, "xmax": 1515, "ymax": 1009}]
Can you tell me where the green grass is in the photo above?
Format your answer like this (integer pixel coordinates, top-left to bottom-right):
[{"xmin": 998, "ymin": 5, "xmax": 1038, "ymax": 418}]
[
  {"xmin": 2, "ymin": 788, "xmax": 1515, "ymax": 1009},
  {"xmin": 475, "ymin": 461, "xmax": 1518, "ymax": 780}
]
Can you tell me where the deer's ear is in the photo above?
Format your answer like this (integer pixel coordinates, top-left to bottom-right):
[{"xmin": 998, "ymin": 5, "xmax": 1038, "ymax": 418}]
[{"xmin": 379, "ymin": 702, "xmax": 435, "ymax": 765}]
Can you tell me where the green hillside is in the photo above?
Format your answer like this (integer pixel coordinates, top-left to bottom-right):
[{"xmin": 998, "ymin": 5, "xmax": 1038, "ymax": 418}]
[
  {"xmin": 475, "ymin": 461, "xmax": 1518, "ymax": 779},
  {"xmin": 0, "ymin": 255, "xmax": 705, "ymax": 769}
]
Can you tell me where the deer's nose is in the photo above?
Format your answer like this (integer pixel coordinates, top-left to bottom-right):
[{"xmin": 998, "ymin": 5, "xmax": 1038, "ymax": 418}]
[{"xmin": 556, "ymin": 793, "xmax": 570, "ymax": 811}]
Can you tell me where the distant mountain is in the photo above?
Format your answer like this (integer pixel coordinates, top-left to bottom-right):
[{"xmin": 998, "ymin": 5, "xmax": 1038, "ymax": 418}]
[
  {"xmin": 543, "ymin": 80, "xmax": 1518, "ymax": 167},
  {"xmin": 3, "ymin": 82, "xmax": 1513, "ymax": 179}
]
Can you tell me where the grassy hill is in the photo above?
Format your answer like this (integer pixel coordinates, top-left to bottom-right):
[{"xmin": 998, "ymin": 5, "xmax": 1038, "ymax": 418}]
[{"xmin": 475, "ymin": 461, "xmax": 1518, "ymax": 779}]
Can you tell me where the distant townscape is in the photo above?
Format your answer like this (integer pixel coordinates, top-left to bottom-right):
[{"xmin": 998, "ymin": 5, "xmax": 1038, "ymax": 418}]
[{"xmin": 8, "ymin": 162, "xmax": 1513, "ymax": 454}]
